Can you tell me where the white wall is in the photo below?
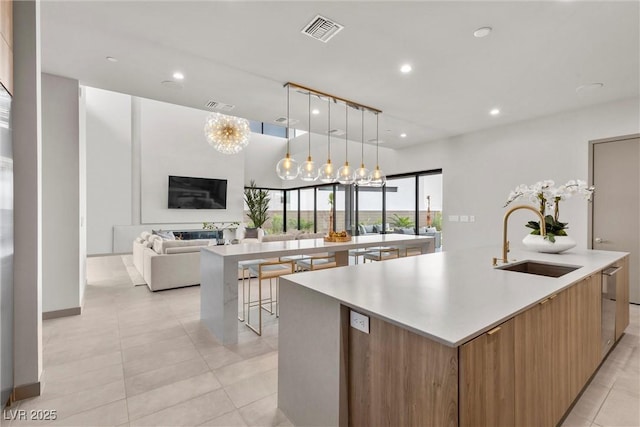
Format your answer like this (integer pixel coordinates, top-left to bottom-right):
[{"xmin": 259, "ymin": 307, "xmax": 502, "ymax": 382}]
[
  {"xmin": 12, "ymin": 0, "xmax": 42, "ymax": 392},
  {"xmin": 139, "ymin": 98, "xmax": 244, "ymax": 224},
  {"xmin": 243, "ymin": 133, "xmax": 287, "ymax": 188},
  {"xmin": 392, "ymin": 97, "xmax": 640, "ymax": 251},
  {"xmin": 86, "ymin": 87, "xmax": 131, "ymax": 255},
  {"xmin": 41, "ymin": 73, "xmax": 82, "ymax": 313},
  {"xmin": 78, "ymin": 86, "xmax": 87, "ymax": 304},
  {"xmin": 86, "ymin": 90, "xmax": 278, "ymax": 253}
]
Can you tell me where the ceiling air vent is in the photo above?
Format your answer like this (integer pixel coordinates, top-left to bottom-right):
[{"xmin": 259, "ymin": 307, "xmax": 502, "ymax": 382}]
[
  {"xmin": 274, "ymin": 117, "xmax": 299, "ymax": 126},
  {"xmin": 329, "ymin": 128, "xmax": 345, "ymax": 136},
  {"xmin": 205, "ymin": 100, "xmax": 235, "ymax": 111},
  {"xmin": 301, "ymin": 15, "xmax": 344, "ymax": 43}
]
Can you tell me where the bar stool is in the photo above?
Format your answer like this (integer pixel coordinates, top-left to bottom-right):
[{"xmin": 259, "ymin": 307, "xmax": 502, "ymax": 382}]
[
  {"xmin": 403, "ymin": 246, "xmax": 423, "ymax": 257},
  {"xmin": 363, "ymin": 247, "xmax": 400, "ymax": 262},
  {"xmin": 246, "ymin": 260, "xmax": 294, "ymax": 336},
  {"xmin": 349, "ymin": 248, "xmax": 371, "ymax": 265},
  {"xmin": 279, "ymin": 254, "xmax": 311, "ymax": 272},
  {"xmin": 237, "ymin": 259, "xmax": 267, "ymax": 322},
  {"xmin": 295, "ymin": 253, "xmax": 337, "ymax": 271}
]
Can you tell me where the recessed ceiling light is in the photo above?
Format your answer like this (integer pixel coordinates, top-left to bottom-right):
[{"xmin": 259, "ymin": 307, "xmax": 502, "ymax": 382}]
[
  {"xmin": 311, "ymin": 109, "xmax": 320, "ymax": 115},
  {"xmin": 490, "ymin": 108, "xmax": 501, "ymax": 116},
  {"xmin": 473, "ymin": 27, "xmax": 493, "ymax": 38},
  {"xmin": 400, "ymin": 133, "xmax": 407, "ymax": 138},
  {"xmin": 173, "ymin": 72, "xmax": 185, "ymax": 80},
  {"xmin": 576, "ymin": 82, "xmax": 604, "ymax": 93},
  {"xmin": 106, "ymin": 56, "xmax": 118, "ymax": 62},
  {"xmin": 400, "ymin": 64, "xmax": 412, "ymax": 74}
]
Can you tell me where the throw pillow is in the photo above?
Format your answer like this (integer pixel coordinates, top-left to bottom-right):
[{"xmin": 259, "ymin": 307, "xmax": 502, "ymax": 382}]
[
  {"xmin": 154, "ymin": 230, "xmax": 175, "ymax": 240},
  {"xmin": 364, "ymin": 225, "xmax": 375, "ymax": 233},
  {"xmin": 244, "ymin": 228, "xmax": 258, "ymax": 239}
]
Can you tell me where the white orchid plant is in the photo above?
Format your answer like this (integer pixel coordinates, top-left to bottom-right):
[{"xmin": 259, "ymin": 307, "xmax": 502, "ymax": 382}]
[{"xmin": 505, "ymin": 179, "xmax": 595, "ymax": 242}]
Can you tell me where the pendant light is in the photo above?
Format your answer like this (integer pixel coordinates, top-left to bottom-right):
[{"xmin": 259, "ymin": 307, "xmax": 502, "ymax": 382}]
[
  {"xmin": 368, "ymin": 113, "xmax": 386, "ymax": 187},
  {"xmin": 300, "ymin": 91, "xmax": 318, "ymax": 182},
  {"xmin": 276, "ymin": 84, "xmax": 300, "ymax": 180},
  {"xmin": 337, "ymin": 104, "xmax": 355, "ymax": 185},
  {"xmin": 318, "ymin": 96, "xmax": 336, "ymax": 183},
  {"xmin": 354, "ymin": 109, "xmax": 371, "ymax": 186}
]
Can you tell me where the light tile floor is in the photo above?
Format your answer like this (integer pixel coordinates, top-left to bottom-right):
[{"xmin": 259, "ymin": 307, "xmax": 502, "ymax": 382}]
[{"xmin": 6, "ymin": 255, "xmax": 640, "ymax": 427}]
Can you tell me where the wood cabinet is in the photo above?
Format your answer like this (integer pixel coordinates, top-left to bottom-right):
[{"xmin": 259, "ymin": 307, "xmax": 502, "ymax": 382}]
[
  {"xmin": 567, "ymin": 274, "xmax": 601, "ymax": 400},
  {"xmin": 514, "ymin": 293, "xmax": 555, "ymax": 427},
  {"xmin": 459, "ymin": 318, "xmax": 515, "ymax": 427},
  {"xmin": 616, "ymin": 255, "xmax": 630, "ymax": 340},
  {"xmin": 0, "ymin": 0, "xmax": 12, "ymax": 94},
  {"xmin": 514, "ymin": 273, "xmax": 602, "ymax": 427},
  {"xmin": 348, "ymin": 314, "xmax": 458, "ymax": 427},
  {"xmin": 347, "ymin": 266, "xmax": 625, "ymax": 427}
]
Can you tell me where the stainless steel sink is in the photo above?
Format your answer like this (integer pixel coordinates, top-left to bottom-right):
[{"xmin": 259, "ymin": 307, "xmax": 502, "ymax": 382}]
[{"xmin": 496, "ymin": 260, "xmax": 581, "ymax": 278}]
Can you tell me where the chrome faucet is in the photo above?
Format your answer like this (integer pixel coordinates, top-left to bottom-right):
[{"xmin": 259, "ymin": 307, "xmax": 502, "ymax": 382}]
[{"xmin": 494, "ymin": 205, "xmax": 546, "ymax": 266}]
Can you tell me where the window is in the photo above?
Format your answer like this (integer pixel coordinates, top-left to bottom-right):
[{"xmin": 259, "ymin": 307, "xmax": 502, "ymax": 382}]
[
  {"xmin": 317, "ymin": 185, "xmax": 334, "ymax": 234},
  {"xmin": 285, "ymin": 189, "xmax": 299, "ymax": 231},
  {"xmin": 385, "ymin": 177, "xmax": 416, "ymax": 233},
  {"xmin": 299, "ymin": 188, "xmax": 315, "ymax": 232},
  {"xmin": 356, "ymin": 186, "xmax": 383, "ymax": 234},
  {"xmin": 244, "ymin": 169, "xmax": 442, "ymax": 244}
]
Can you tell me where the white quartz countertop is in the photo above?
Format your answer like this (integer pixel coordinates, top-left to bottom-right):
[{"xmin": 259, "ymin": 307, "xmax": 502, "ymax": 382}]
[
  {"xmin": 202, "ymin": 234, "xmax": 434, "ymax": 261},
  {"xmin": 281, "ymin": 246, "xmax": 628, "ymax": 347}
]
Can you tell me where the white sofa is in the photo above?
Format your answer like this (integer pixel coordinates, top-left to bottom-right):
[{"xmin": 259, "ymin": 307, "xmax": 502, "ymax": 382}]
[
  {"xmin": 133, "ymin": 229, "xmax": 328, "ymax": 291},
  {"xmin": 133, "ymin": 232, "xmax": 215, "ymax": 291}
]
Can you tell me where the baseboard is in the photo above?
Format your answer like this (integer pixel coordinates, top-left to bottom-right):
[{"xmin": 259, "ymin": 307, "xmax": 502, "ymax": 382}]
[
  {"xmin": 11, "ymin": 381, "xmax": 41, "ymax": 402},
  {"xmin": 42, "ymin": 306, "xmax": 82, "ymax": 320}
]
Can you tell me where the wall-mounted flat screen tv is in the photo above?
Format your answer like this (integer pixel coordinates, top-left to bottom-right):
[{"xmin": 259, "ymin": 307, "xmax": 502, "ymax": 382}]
[{"xmin": 168, "ymin": 175, "xmax": 227, "ymax": 209}]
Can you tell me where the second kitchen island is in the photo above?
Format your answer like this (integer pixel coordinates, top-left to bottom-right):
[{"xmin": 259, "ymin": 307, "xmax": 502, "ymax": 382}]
[{"xmin": 277, "ymin": 246, "xmax": 629, "ymax": 427}]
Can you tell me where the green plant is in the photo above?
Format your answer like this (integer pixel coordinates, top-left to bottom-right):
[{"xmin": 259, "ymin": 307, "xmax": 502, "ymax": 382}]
[
  {"xmin": 269, "ymin": 214, "xmax": 283, "ymax": 235},
  {"xmin": 202, "ymin": 221, "xmax": 239, "ymax": 230},
  {"xmin": 431, "ymin": 212, "xmax": 442, "ymax": 231},
  {"xmin": 244, "ymin": 180, "xmax": 270, "ymax": 228},
  {"xmin": 300, "ymin": 218, "xmax": 314, "ymax": 231},
  {"xmin": 391, "ymin": 214, "xmax": 414, "ymax": 228},
  {"xmin": 525, "ymin": 215, "xmax": 568, "ymax": 243}
]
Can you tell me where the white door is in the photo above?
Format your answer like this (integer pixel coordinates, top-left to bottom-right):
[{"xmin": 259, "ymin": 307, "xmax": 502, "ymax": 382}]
[{"xmin": 592, "ymin": 136, "xmax": 640, "ymax": 303}]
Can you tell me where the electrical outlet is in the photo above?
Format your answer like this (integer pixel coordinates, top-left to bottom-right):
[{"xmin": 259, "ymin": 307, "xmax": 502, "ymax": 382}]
[
  {"xmin": 449, "ymin": 215, "xmax": 459, "ymax": 222},
  {"xmin": 350, "ymin": 310, "xmax": 369, "ymax": 334},
  {"xmin": 460, "ymin": 215, "xmax": 469, "ymax": 222}
]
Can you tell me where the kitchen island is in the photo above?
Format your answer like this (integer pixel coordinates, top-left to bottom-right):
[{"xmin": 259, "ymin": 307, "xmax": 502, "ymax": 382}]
[
  {"xmin": 200, "ymin": 234, "xmax": 434, "ymax": 344},
  {"xmin": 277, "ymin": 246, "xmax": 629, "ymax": 427}
]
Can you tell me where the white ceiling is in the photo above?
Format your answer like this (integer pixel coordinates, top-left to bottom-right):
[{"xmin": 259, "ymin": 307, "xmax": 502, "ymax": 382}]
[{"xmin": 41, "ymin": 1, "xmax": 640, "ymax": 149}]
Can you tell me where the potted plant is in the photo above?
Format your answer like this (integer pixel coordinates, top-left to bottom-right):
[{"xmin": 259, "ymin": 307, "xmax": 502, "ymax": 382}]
[
  {"xmin": 244, "ymin": 180, "xmax": 270, "ymax": 230},
  {"xmin": 505, "ymin": 179, "xmax": 594, "ymax": 252}
]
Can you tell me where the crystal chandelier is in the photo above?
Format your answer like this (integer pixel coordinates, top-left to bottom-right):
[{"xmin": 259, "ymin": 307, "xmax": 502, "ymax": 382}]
[{"xmin": 204, "ymin": 113, "xmax": 251, "ymax": 155}]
